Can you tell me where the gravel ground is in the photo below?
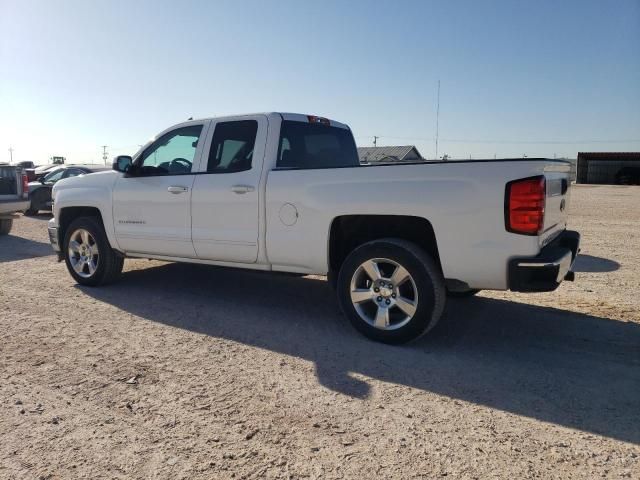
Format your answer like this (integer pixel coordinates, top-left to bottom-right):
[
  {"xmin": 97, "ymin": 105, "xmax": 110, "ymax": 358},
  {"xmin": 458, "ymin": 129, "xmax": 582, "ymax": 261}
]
[{"xmin": 1, "ymin": 184, "xmax": 639, "ymax": 479}]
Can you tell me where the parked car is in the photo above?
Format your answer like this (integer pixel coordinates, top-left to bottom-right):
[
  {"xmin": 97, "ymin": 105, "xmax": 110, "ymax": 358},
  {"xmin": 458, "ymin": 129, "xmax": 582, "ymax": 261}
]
[
  {"xmin": 26, "ymin": 165, "xmax": 106, "ymax": 215},
  {"xmin": 48, "ymin": 113, "xmax": 580, "ymax": 344},
  {"xmin": 25, "ymin": 164, "xmax": 58, "ymax": 182},
  {"xmin": 0, "ymin": 165, "xmax": 30, "ymax": 235}
]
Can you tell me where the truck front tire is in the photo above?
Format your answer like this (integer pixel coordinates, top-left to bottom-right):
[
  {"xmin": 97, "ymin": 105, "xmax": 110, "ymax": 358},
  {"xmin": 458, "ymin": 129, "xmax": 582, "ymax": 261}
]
[
  {"xmin": 63, "ymin": 216, "xmax": 124, "ymax": 286},
  {"xmin": 337, "ymin": 238, "xmax": 446, "ymax": 344}
]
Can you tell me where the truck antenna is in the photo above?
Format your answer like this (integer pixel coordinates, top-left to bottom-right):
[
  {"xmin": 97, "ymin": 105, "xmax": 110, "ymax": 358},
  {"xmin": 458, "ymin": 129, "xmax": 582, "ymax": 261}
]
[{"xmin": 435, "ymin": 80, "xmax": 440, "ymax": 160}]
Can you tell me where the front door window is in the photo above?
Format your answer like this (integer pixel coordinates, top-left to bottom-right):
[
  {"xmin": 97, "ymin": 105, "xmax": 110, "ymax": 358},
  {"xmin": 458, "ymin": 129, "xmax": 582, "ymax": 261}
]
[{"xmin": 137, "ymin": 125, "xmax": 203, "ymax": 176}]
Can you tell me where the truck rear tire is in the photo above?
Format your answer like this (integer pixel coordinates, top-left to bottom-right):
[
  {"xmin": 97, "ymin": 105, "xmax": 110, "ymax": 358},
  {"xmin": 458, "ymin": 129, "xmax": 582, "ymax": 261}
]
[
  {"xmin": 63, "ymin": 216, "xmax": 124, "ymax": 286},
  {"xmin": 0, "ymin": 219, "xmax": 13, "ymax": 235},
  {"xmin": 337, "ymin": 238, "xmax": 446, "ymax": 344}
]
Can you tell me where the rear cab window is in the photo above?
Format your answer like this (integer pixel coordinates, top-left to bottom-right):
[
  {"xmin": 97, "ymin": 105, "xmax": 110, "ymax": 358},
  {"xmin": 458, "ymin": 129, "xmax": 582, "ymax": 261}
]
[{"xmin": 276, "ymin": 120, "xmax": 359, "ymax": 169}]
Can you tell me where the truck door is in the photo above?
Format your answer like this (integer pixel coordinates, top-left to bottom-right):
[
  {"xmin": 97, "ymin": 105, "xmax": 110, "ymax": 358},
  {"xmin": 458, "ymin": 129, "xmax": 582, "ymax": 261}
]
[
  {"xmin": 112, "ymin": 122, "xmax": 208, "ymax": 257},
  {"xmin": 191, "ymin": 115, "xmax": 267, "ymax": 263}
]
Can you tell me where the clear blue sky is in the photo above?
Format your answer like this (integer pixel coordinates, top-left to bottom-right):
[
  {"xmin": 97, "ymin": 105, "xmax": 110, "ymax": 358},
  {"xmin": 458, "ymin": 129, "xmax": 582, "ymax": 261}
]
[{"xmin": 1, "ymin": 0, "xmax": 639, "ymax": 163}]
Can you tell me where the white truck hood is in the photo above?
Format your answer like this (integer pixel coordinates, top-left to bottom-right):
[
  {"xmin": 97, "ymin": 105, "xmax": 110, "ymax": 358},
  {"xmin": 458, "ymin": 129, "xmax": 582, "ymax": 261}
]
[{"xmin": 52, "ymin": 170, "xmax": 119, "ymax": 199}]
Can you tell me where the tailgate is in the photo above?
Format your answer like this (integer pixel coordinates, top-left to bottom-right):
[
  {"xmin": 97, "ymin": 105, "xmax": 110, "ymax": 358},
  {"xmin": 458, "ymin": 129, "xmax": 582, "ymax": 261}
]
[
  {"xmin": 0, "ymin": 167, "xmax": 20, "ymax": 199},
  {"xmin": 540, "ymin": 163, "xmax": 571, "ymax": 247}
]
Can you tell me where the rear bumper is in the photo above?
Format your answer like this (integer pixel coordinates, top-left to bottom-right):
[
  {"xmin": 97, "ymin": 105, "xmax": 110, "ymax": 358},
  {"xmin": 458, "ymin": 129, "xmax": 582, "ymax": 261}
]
[{"xmin": 508, "ymin": 230, "xmax": 580, "ymax": 292}]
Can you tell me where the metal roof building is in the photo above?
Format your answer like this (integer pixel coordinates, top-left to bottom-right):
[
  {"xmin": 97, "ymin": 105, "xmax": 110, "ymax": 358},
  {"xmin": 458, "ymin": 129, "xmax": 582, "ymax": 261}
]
[
  {"xmin": 577, "ymin": 152, "xmax": 640, "ymax": 185},
  {"xmin": 357, "ymin": 146, "xmax": 424, "ymax": 164}
]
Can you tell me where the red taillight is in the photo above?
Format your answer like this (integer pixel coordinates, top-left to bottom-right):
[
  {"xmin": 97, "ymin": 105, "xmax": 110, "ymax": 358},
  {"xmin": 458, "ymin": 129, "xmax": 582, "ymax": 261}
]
[
  {"xmin": 505, "ymin": 176, "xmax": 546, "ymax": 235},
  {"xmin": 21, "ymin": 174, "xmax": 29, "ymax": 198}
]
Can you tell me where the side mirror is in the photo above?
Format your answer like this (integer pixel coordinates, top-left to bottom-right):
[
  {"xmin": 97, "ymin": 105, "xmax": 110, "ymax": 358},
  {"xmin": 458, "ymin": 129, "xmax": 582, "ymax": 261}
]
[{"xmin": 113, "ymin": 155, "xmax": 133, "ymax": 174}]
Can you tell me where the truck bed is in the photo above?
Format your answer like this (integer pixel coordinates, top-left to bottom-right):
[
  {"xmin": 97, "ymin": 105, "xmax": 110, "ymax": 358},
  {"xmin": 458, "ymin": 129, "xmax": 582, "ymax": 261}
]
[{"xmin": 266, "ymin": 158, "xmax": 572, "ymax": 289}]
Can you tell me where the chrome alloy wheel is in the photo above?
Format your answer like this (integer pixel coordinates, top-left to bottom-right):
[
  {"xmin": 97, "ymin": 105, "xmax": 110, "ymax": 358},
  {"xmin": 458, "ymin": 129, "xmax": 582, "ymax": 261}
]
[
  {"xmin": 68, "ymin": 228, "xmax": 99, "ymax": 278},
  {"xmin": 349, "ymin": 258, "xmax": 418, "ymax": 330}
]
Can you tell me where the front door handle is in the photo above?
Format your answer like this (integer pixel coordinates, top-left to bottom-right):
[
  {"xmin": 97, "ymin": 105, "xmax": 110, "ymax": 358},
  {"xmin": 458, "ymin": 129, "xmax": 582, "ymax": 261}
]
[
  {"xmin": 231, "ymin": 185, "xmax": 255, "ymax": 194},
  {"xmin": 168, "ymin": 185, "xmax": 189, "ymax": 194}
]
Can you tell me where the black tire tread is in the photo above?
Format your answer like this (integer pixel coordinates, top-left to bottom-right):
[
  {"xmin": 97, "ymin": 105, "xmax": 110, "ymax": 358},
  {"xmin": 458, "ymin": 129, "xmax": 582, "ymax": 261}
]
[
  {"xmin": 64, "ymin": 216, "xmax": 124, "ymax": 286},
  {"xmin": 0, "ymin": 219, "xmax": 13, "ymax": 235},
  {"xmin": 384, "ymin": 238, "xmax": 446, "ymax": 336}
]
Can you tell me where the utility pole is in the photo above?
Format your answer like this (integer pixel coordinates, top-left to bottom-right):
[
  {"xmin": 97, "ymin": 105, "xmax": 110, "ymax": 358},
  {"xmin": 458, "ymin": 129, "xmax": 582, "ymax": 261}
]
[
  {"xmin": 102, "ymin": 145, "xmax": 108, "ymax": 166},
  {"xmin": 8, "ymin": 147, "xmax": 13, "ymax": 164},
  {"xmin": 435, "ymin": 80, "xmax": 440, "ymax": 160},
  {"xmin": 373, "ymin": 136, "xmax": 379, "ymax": 147}
]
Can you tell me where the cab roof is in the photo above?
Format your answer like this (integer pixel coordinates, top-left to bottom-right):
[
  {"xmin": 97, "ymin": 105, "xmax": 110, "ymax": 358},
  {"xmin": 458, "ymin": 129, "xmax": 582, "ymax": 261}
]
[{"xmin": 191, "ymin": 112, "xmax": 350, "ymax": 130}]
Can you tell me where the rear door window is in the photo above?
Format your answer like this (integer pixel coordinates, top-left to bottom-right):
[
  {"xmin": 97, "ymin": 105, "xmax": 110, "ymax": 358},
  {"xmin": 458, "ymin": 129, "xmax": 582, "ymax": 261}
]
[
  {"xmin": 206, "ymin": 120, "xmax": 258, "ymax": 173},
  {"xmin": 276, "ymin": 121, "xmax": 359, "ymax": 169}
]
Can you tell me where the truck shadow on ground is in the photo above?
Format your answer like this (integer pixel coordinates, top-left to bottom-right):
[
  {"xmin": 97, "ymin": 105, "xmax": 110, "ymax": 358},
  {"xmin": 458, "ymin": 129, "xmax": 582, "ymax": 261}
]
[
  {"xmin": 573, "ymin": 254, "xmax": 620, "ymax": 273},
  {"xmin": 0, "ymin": 234, "xmax": 53, "ymax": 263},
  {"xmin": 80, "ymin": 262, "xmax": 640, "ymax": 445}
]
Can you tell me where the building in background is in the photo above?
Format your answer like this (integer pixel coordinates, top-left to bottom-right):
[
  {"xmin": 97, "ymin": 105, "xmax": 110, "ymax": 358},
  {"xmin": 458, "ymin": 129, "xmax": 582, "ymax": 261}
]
[
  {"xmin": 357, "ymin": 146, "xmax": 424, "ymax": 164},
  {"xmin": 577, "ymin": 152, "xmax": 640, "ymax": 185}
]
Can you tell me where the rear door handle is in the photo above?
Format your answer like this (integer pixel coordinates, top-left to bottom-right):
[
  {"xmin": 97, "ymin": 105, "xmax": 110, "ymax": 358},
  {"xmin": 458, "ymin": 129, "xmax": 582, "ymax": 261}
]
[
  {"xmin": 168, "ymin": 185, "xmax": 189, "ymax": 194},
  {"xmin": 231, "ymin": 185, "xmax": 255, "ymax": 194}
]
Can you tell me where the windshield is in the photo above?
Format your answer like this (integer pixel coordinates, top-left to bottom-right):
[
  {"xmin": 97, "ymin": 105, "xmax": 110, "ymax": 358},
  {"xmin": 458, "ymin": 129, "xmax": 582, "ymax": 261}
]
[{"xmin": 43, "ymin": 168, "xmax": 65, "ymax": 183}]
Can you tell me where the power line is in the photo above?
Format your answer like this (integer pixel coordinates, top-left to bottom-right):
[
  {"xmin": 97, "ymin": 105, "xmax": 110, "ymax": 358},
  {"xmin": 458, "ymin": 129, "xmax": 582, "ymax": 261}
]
[
  {"xmin": 110, "ymin": 144, "xmax": 144, "ymax": 150},
  {"xmin": 440, "ymin": 138, "xmax": 640, "ymax": 145},
  {"xmin": 355, "ymin": 135, "xmax": 640, "ymax": 145}
]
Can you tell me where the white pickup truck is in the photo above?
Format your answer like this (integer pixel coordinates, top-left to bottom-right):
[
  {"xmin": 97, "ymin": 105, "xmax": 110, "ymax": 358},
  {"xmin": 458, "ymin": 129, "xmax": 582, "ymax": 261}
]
[{"xmin": 48, "ymin": 113, "xmax": 580, "ymax": 343}]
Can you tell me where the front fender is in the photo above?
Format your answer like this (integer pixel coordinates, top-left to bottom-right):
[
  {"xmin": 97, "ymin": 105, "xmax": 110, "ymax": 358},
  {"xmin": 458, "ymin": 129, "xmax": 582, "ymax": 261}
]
[{"xmin": 53, "ymin": 175, "xmax": 119, "ymax": 251}]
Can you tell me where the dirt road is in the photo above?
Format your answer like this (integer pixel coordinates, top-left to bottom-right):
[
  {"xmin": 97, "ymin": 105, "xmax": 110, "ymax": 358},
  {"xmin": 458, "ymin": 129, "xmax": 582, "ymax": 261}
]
[{"xmin": 1, "ymin": 185, "xmax": 639, "ymax": 479}]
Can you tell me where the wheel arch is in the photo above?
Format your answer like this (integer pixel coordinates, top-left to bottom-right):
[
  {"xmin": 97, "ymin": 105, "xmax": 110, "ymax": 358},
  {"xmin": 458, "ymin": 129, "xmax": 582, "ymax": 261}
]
[
  {"xmin": 328, "ymin": 215, "xmax": 442, "ymax": 277},
  {"xmin": 58, "ymin": 206, "xmax": 118, "ymax": 252}
]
